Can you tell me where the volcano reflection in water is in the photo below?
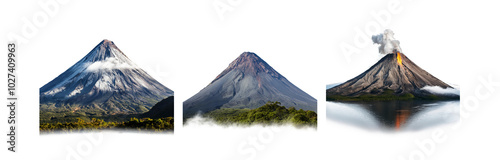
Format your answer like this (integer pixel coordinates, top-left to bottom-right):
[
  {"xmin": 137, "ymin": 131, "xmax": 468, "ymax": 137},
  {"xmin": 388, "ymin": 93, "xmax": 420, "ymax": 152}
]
[{"xmin": 326, "ymin": 100, "xmax": 459, "ymax": 131}]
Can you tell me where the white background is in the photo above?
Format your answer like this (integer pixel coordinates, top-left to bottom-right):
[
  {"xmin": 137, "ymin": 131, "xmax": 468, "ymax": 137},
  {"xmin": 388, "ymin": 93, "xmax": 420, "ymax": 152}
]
[{"xmin": 1, "ymin": 0, "xmax": 500, "ymax": 160}]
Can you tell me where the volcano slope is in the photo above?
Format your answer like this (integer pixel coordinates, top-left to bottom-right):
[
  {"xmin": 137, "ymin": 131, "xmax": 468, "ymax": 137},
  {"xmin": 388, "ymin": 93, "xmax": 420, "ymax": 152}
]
[
  {"xmin": 327, "ymin": 52, "xmax": 459, "ymax": 101},
  {"xmin": 184, "ymin": 52, "xmax": 317, "ymax": 120}
]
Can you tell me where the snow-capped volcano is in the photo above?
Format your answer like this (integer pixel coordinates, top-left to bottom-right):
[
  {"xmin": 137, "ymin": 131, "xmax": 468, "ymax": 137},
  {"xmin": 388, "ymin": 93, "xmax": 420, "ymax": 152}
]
[
  {"xmin": 183, "ymin": 52, "xmax": 316, "ymax": 119},
  {"xmin": 40, "ymin": 39, "xmax": 173, "ymax": 114}
]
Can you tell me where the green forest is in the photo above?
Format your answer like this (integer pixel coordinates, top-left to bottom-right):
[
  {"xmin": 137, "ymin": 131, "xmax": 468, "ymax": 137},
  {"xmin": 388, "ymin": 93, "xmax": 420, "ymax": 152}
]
[
  {"xmin": 40, "ymin": 117, "xmax": 173, "ymax": 133},
  {"xmin": 205, "ymin": 101, "xmax": 317, "ymax": 127}
]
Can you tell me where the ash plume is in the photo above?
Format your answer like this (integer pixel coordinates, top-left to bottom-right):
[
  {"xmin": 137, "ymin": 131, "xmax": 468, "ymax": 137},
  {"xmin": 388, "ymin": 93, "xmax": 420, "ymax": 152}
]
[{"xmin": 372, "ymin": 29, "xmax": 402, "ymax": 54}]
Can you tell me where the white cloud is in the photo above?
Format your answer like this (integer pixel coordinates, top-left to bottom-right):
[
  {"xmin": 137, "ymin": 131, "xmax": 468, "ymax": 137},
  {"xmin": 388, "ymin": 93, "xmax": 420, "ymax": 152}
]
[
  {"xmin": 85, "ymin": 57, "xmax": 136, "ymax": 71},
  {"xmin": 421, "ymin": 85, "xmax": 460, "ymax": 96},
  {"xmin": 184, "ymin": 114, "xmax": 316, "ymax": 129}
]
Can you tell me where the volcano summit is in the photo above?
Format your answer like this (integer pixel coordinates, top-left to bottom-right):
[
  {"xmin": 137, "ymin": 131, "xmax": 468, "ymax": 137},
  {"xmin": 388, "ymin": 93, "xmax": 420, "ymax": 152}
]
[
  {"xmin": 40, "ymin": 39, "xmax": 173, "ymax": 115},
  {"xmin": 183, "ymin": 52, "xmax": 317, "ymax": 119}
]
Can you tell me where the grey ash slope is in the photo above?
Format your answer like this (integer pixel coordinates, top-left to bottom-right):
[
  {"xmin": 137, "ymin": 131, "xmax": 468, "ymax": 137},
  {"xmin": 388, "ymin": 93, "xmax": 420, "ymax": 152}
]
[
  {"xmin": 184, "ymin": 52, "xmax": 316, "ymax": 118},
  {"xmin": 327, "ymin": 53, "xmax": 456, "ymax": 98},
  {"xmin": 40, "ymin": 39, "xmax": 173, "ymax": 114}
]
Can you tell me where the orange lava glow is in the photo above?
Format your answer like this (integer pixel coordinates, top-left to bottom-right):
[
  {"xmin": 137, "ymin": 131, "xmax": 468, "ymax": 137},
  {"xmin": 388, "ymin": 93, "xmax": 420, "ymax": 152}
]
[
  {"xmin": 397, "ymin": 52, "xmax": 403, "ymax": 66},
  {"xmin": 395, "ymin": 110, "xmax": 409, "ymax": 130}
]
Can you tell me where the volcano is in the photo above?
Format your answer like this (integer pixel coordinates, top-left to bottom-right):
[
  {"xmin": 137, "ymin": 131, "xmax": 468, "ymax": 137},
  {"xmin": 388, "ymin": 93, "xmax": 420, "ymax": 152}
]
[
  {"xmin": 40, "ymin": 39, "xmax": 173, "ymax": 114},
  {"xmin": 327, "ymin": 52, "xmax": 458, "ymax": 100},
  {"xmin": 183, "ymin": 52, "xmax": 316, "ymax": 118}
]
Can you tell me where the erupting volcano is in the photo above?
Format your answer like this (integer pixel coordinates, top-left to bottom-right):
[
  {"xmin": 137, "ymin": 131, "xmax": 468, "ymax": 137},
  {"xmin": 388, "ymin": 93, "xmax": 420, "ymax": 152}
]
[{"xmin": 327, "ymin": 30, "xmax": 459, "ymax": 101}]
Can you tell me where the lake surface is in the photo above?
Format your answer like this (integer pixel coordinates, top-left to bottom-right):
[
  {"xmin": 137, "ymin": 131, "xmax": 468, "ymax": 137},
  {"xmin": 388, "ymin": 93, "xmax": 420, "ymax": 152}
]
[{"xmin": 326, "ymin": 100, "xmax": 459, "ymax": 131}]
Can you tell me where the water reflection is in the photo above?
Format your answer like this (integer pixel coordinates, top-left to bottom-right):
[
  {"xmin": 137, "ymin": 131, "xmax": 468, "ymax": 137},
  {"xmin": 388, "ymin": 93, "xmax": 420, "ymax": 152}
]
[{"xmin": 326, "ymin": 100, "xmax": 459, "ymax": 131}]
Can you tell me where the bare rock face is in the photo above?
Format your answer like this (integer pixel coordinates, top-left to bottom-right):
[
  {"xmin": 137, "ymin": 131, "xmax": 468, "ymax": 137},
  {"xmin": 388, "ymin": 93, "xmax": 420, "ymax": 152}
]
[
  {"xmin": 183, "ymin": 52, "xmax": 316, "ymax": 119},
  {"xmin": 141, "ymin": 96, "xmax": 174, "ymax": 119},
  {"xmin": 327, "ymin": 53, "xmax": 454, "ymax": 98},
  {"xmin": 40, "ymin": 39, "xmax": 173, "ymax": 114}
]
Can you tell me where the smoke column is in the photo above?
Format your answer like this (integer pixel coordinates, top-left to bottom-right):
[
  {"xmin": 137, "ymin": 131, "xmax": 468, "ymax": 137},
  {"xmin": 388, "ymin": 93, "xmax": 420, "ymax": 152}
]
[{"xmin": 371, "ymin": 29, "xmax": 402, "ymax": 54}]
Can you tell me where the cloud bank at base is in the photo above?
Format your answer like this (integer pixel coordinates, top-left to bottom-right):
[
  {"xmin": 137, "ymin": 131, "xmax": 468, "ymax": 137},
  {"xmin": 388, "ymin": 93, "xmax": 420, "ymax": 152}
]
[{"xmin": 421, "ymin": 86, "xmax": 460, "ymax": 96}]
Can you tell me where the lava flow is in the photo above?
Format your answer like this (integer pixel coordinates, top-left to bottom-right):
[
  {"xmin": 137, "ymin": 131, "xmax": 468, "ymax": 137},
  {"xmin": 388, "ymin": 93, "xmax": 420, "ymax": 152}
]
[{"xmin": 397, "ymin": 52, "xmax": 403, "ymax": 66}]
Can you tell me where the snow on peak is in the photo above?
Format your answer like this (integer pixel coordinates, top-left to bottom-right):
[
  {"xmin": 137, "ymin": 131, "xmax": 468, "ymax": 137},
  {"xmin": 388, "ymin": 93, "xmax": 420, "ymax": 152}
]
[
  {"xmin": 67, "ymin": 85, "xmax": 84, "ymax": 98},
  {"xmin": 94, "ymin": 74, "xmax": 114, "ymax": 91},
  {"xmin": 43, "ymin": 86, "xmax": 66, "ymax": 96}
]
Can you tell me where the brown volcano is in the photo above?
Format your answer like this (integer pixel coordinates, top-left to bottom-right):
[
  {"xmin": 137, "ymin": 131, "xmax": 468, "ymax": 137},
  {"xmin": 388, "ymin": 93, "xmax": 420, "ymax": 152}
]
[{"xmin": 327, "ymin": 52, "xmax": 457, "ymax": 100}]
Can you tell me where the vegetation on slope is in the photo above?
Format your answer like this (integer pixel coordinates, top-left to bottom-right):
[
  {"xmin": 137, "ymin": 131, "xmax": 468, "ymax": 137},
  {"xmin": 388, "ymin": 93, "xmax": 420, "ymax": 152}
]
[
  {"xmin": 40, "ymin": 117, "xmax": 173, "ymax": 133},
  {"xmin": 40, "ymin": 99, "xmax": 175, "ymax": 133},
  {"xmin": 204, "ymin": 101, "xmax": 317, "ymax": 127}
]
